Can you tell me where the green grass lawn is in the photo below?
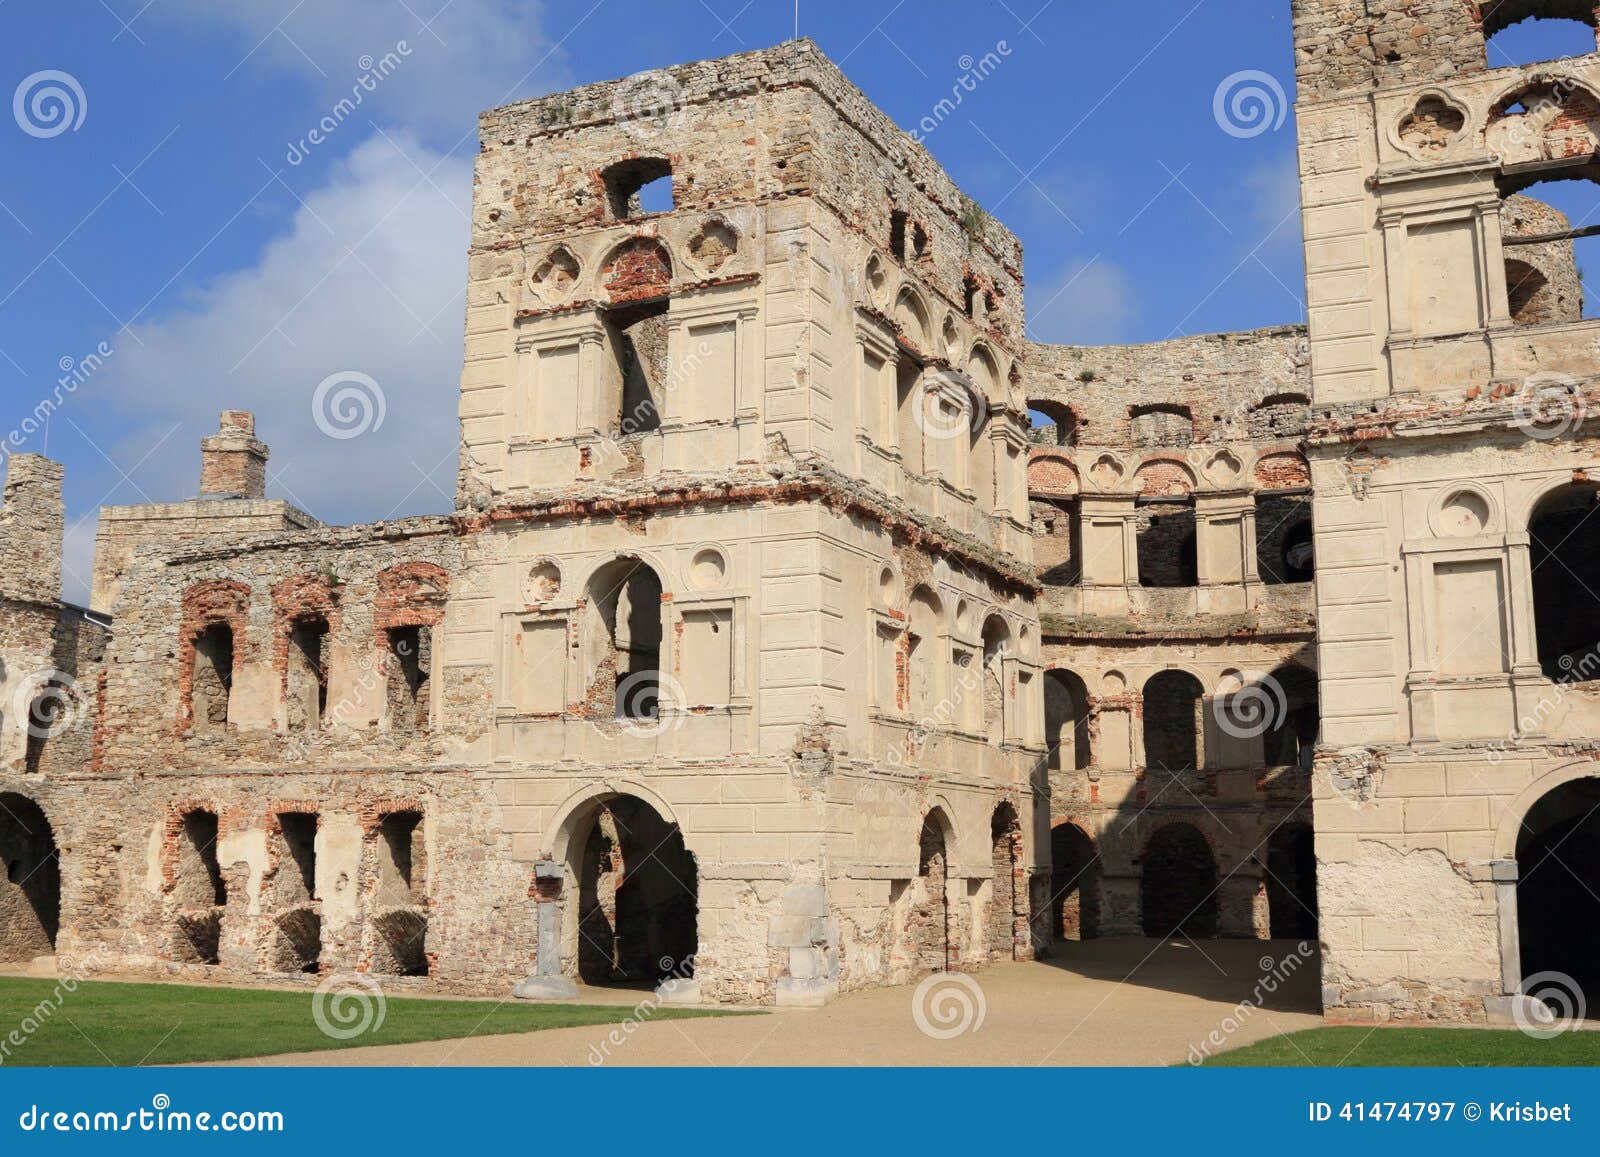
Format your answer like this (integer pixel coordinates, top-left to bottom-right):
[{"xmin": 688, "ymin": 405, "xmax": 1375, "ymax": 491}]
[
  {"xmin": 1206, "ymin": 1026, "xmax": 1600, "ymax": 1066},
  {"xmin": 0, "ymin": 977, "xmax": 737, "ymax": 1066}
]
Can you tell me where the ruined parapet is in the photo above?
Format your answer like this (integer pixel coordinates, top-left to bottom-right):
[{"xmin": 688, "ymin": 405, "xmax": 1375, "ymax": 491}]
[
  {"xmin": 0, "ymin": 454, "xmax": 64, "ymax": 606},
  {"xmin": 1290, "ymin": 0, "xmax": 1489, "ymax": 100},
  {"xmin": 199, "ymin": 410, "xmax": 269, "ymax": 499},
  {"xmin": 1501, "ymin": 194, "xmax": 1583, "ymax": 326}
]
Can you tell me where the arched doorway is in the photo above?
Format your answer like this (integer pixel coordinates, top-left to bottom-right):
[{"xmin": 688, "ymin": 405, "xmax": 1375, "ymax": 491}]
[
  {"xmin": 1265, "ymin": 822, "xmax": 1318, "ymax": 939},
  {"xmin": 988, "ymin": 803, "xmax": 1022, "ymax": 960},
  {"xmin": 910, "ymin": 810, "xmax": 952, "ymax": 973},
  {"xmin": 1050, "ymin": 822, "xmax": 1100, "ymax": 941},
  {"xmin": 0, "ymin": 794, "xmax": 59, "ymax": 962},
  {"xmin": 1516, "ymin": 776, "xmax": 1600, "ymax": 1000},
  {"xmin": 573, "ymin": 795, "xmax": 697, "ymax": 986},
  {"xmin": 1141, "ymin": 822, "xmax": 1218, "ymax": 939}
]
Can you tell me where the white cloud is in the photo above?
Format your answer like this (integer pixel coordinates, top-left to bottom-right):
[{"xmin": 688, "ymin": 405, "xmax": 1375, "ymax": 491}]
[
  {"xmin": 1026, "ymin": 257, "xmax": 1136, "ymax": 345},
  {"xmin": 157, "ymin": 0, "xmax": 563, "ymax": 140},
  {"xmin": 84, "ymin": 130, "xmax": 471, "ymax": 531},
  {"xmin": 1242, "ymin": 150, "xmax": 1303, "ymax": 252}
]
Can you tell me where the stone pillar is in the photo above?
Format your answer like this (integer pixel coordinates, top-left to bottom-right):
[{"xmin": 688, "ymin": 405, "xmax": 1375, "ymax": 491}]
[{"xmin": 513, "ymin": 861, "xmax": 579, "ymax": 999}]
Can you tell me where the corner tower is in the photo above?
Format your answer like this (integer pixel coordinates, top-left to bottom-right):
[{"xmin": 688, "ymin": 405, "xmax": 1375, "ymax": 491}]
[
  {"xmin": 1294, "ymin": 0, "xmax": 1600, "ymax": 1022},
  {"xmin": 457, "ymin": 41, "xmax": 1046, "ymax": 1003}
]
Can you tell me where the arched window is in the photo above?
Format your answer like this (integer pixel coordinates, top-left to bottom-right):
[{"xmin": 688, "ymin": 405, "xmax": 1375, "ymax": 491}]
[
  {"xmin": 1482, "ymin": 5, "xmax": 1599, "ymax": 67},
  {"xmin": 1129, "ymin": 403, "xmax": 1192, "ymax": 448},
  {"xmin": 1261, "ymin": 664, "xmax": 1320, "ymax": 769},
  {"xmin": 911, "ymin": 810, "xmax": 952, "ymax": 972},
  {"xmin": 583, "ymin": 558, "xmax": 667, "ymax": 720},
  {"xmin": 1143, "ymin": 670, "xmax": 1204, "ymax": 772},
  {"xmin": 980, "ymin": 616, "xmax": 1010, "ymax": 745},
  {"xmin": 1043, "ymin": 668, "xmax": 1092, "ymax": 771},
  {"xmin": 1530, "ymin": 482, "xmax": 1600, "ymax": 681},
  {"xmin": 601, "ymin": 157, "xmax": 672, "ymax": 220},
  {"xmin": 1027, "ymin": 400, "xmax": 1077, "ymax": 446},
  {"xmin": 1500, "ymin": 189, "xmax": 1588, "ymax": 323},
  {"xmin": 1256, "ymin": 495, "xmax": 1314, "ymax": 584}
]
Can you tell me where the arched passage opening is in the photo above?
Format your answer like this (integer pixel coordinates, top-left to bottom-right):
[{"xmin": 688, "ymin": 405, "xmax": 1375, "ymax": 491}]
[
  {"xmin": 1140, "ymin": 822, "xmax": 1218, "ymax": 939},
  {"xmin": 1265, "ymin": 821, "xmax": 1318, "ymax": 939},
  {"xmin": 909, "ymin": 809, "xmax": 952, "ymax": 973},
  {"xmin": 582, "ymin": 558, "xmax": 666, "ymax": 722},
  {"xmin": 1530, "ymin": 483, "xmax": 1600, "ymax": 681},
  {"xmin": 1050, "ymin": 822, "xmax": 1100, "ymax": 941},
  {"xmin": 1043, "ymin": 668, "xmax": 1092, "ymax": 771},
  {"xmin": 1516, "ymin": 776, "xmax": 1600, "ymax": 1001},
  {"xmin": 0, "ymin": 794, "xmax": 58, "ymax": 962},
  {"xmin": 988, "ymin": 802, "xmax": 1023, "ymax": 960},
  {"xmin": 573, "ymin": 794, "xmax": 697, "ymax": 987},
  {"xmin": 1143, "ymin": 670, "xmax": 1204, "ymax": 772},
  {"xmin": 1262, "ymin": 664, "xmax": 1320, "ymax": 770}
]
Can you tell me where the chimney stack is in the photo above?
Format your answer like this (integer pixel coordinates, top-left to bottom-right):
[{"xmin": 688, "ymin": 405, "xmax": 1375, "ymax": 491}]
[{"xmin": 199, "ymin": 411, "xmax": 269, "ymax": 499}]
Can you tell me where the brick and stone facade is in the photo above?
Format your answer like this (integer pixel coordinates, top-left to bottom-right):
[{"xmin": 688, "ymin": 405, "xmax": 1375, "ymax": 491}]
[{"xmin": 4, "ymin": 19, "xmax": 1599, "ymax": 1020}]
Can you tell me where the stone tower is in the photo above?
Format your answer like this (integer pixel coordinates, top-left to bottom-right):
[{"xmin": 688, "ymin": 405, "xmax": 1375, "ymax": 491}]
[
  {"xmin": 455, "ymin": 40, "xmax": 1046, "ymax": 1001},
  {"xmin": 1293, "ymin": 0, "xmax": 1600, "ymax": 1020}
]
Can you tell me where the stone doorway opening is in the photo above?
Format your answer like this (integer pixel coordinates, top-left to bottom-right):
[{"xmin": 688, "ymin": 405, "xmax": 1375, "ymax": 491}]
[
  {"xmin": 574, "ymin": 795, "xmax": 697, "ymax": 987},
  {"xmin": 1140, "ymin": 822, "xmax": 1218, "ymax": 939},
  {"xmin": 0, "ymin": 794, "xmax": 58, "ymax": 962},
  {"xmin": 1516, "ymin": 776, "xmax": 1600, "ymax": 1004}
]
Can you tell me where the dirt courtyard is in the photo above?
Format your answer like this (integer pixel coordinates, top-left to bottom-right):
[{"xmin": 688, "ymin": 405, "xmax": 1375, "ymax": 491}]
[{"xmin": 233, "ymin": 938, "xmax": 1324, "ymax": 1067}]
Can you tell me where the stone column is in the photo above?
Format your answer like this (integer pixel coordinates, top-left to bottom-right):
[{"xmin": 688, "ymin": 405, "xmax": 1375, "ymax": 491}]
[{"xmin": 514, "ymin": 860, "xmax": 579, "ymax": 999}]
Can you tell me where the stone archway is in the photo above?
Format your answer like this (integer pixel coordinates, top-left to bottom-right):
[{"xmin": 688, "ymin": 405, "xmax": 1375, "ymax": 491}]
[
  {"xmin": 909, "ymin": 809, "xmax": 953, "ymax": 973},
  {"xmin": 571, "ymin": 794, "xmax": 697, "ymax": 986},
  {"xmin": 0, "ymin": 794, "xmax": 59, "ymax": 962},
  {"xmin": 1050, "ymin": 822, "xmax": 1100, "ymax": 941},
  {"xmin": 1514, "ymin": 775, "xmax": 1600, "ymax": 1002}
]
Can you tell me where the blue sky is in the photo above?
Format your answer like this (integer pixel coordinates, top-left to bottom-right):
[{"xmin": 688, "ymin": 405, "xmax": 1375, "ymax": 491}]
[{"xmin": 1, "ymin": 0, "xmax": 1586, "ymax": 604}]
